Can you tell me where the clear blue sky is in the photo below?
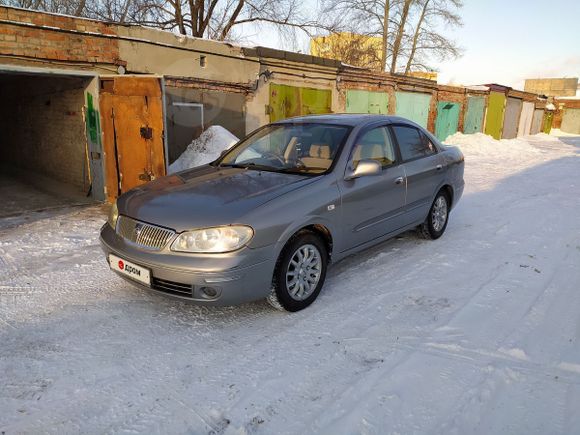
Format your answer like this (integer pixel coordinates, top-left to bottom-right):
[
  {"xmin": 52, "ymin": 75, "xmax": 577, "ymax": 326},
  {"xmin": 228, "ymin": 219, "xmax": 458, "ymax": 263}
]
[{"xmin": 238, "ymin": 0, "xmax": 580, "ymax": 90}]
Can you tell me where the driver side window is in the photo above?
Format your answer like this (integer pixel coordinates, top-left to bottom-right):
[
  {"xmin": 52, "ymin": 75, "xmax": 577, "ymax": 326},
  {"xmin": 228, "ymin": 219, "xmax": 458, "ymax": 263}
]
[{"xmin": 352, "ymin": 127, "xmax": 396, "ymax": 168}]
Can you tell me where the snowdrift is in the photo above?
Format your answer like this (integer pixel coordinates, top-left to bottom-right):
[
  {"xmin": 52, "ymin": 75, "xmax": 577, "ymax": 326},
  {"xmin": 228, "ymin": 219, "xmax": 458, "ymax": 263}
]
[
  {"xmin": 443, "ymin": 132, "xmax": 543, "ymax": 157},
  {"xmin": 168, "ymin": 126, "xmax": 239, "ymax": 174}
]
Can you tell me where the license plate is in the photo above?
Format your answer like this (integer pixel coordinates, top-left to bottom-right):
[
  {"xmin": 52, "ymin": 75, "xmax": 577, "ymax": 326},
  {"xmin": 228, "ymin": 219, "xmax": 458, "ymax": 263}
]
[{"xmin": 109, "ymin": 254, "xmax": 151, "ymax": 286}]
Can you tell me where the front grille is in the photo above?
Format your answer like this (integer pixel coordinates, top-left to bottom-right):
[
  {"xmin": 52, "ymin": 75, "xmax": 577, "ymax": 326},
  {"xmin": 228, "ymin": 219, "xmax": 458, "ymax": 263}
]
[
  {"xmin": 152, "ymin": 277, "xmax": 193, "ymax": 297},
  {"xmin": 116, "ymin": 216, "xmax": 175, "ymax": 250}
]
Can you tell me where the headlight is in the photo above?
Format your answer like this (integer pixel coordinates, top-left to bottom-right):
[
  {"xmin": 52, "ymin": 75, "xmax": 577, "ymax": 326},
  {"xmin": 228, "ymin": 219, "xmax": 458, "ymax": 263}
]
[
  {"xmin": 108, "ymin": 201, "xmax": 119, "ymax": 229},
  {"xmin": 171, "ymin": 225, "xmax": 253, "ymax": 253}
]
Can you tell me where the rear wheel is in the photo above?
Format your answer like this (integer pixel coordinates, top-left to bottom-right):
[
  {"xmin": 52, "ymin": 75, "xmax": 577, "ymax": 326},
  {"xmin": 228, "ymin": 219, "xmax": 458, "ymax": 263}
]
[
  {"xmin": 418, "ymin": 191, "xmax": 450, "ymax": 240},
  {"xmin": 267, "ymin": 231, "xmax": 328, "ymax": 312}
]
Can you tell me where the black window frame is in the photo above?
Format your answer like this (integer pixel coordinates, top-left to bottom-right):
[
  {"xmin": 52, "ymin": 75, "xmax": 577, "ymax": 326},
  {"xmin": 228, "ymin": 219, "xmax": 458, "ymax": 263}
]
[{"xmin": 389, "ymin": 123, "xmax": 439, "ymax": 163}]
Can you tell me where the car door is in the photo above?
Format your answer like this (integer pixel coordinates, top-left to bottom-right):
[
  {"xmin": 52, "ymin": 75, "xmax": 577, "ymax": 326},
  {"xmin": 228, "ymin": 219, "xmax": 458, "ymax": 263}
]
[
  {"xmin": 338, "ymin": 125, "xmax": 407, "ymax": 252},
  {"xmin": 390, "ymin": 124, "xmax": 445, "ymax": 224}
]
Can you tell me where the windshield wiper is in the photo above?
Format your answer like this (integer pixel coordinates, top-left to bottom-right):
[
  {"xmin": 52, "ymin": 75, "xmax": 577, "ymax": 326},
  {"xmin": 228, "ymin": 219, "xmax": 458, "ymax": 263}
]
[{"xmin": 219, "ymin": 162, "xmax": 279, "ymax": 172}]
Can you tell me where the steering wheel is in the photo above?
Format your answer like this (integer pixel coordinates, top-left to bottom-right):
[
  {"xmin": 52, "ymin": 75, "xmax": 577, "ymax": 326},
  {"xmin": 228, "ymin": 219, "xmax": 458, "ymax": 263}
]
[{"xmin": 261, "ymin": 152, "xmax": 286, "ymax": 167}]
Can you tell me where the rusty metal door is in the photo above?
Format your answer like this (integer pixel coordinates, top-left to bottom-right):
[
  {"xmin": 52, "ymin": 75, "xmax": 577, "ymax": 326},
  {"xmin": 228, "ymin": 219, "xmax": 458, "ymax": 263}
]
[
  {"xmin": 502, "ymin": 97, "xmax": 522, "ymax": 139},
  {"xmin": 100, "ymin": 77, "xmax": 166, "ymax": 201},
  {"xmin": 269, "ymin": 83, "xmax": 331, "ymax": 122}
]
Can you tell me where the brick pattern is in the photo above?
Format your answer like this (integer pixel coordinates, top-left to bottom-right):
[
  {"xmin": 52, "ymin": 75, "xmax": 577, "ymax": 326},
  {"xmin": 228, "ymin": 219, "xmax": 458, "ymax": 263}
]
[
  {"xmin": 0, "ymin": 6, "xmax": 121, "ymax": 65},
  {"xmin": 0, "ymin": 76, "xmax": 90, "ymax": 189}
]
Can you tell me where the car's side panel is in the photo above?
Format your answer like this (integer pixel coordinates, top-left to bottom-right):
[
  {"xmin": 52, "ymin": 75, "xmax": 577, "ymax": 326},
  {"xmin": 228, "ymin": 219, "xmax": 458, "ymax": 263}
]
[
  {"xmin": 402, "ymin": 154, "xmax": 446, "ymax": 222},
  {"xmin": 337, "ymin": 165, "xmax": 406, "ymax": 252}
]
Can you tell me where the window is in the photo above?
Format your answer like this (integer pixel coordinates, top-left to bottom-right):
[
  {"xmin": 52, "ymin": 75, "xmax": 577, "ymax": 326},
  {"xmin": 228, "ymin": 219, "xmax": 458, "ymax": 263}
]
[
  {"xmin": 219, "ymin": 123, "xmax": 350, "ymax": 175},
  {"xmin": 392, "ymin": 125, "xmax": 436, "ymax": 161},
  {"xmin": 352, "ymin": 127, "xmax": 396, "ymax": 168}
]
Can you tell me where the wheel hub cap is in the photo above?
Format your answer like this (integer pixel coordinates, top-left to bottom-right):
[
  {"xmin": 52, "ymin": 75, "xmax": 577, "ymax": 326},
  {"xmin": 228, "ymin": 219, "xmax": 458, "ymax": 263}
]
[
  {"xmin": 432, "ymin": 196, "xmax": 448, "ymax": 232},
  {"xmin": 286, "ymin": 244, "xmax": 322, "ymax": 301}
]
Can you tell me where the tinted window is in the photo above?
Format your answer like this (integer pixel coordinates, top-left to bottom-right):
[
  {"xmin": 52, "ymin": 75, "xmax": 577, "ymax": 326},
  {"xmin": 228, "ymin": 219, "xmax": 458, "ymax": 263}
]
[
  {"xmin": 392, "ymin": 125, "xmax": 436, "ymax": 161},
  {"xmin": 352, "ymin": 127, "xmax": 396, "ymax": 168}
]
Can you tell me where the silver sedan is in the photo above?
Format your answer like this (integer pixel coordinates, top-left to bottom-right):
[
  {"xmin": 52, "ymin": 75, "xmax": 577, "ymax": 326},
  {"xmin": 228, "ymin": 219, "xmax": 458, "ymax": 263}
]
[{"xmin": 100, "ymin": 114, "xmax": 465, "ymax": 311}]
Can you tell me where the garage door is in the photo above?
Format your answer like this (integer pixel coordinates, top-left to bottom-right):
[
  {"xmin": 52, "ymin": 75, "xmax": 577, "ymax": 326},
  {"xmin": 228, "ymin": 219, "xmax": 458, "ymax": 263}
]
[
  {"xmin": 530, "ymin": 109, "xmax": 544, "ymax": 135},
  {"xmin": 100, "ymin": 77, "xmax": 166, "ymax": 201},
  {"xmin": 561, "ymin": 108, "xmax": 580, "ymax": 134},
  {"xmin": 463, "ymin": 96, "xmax": 485, "ymax": 134},
  {"xmin": 485, "ymin": 92, "xmax": 506, "ymax": 140},
  {"xmin": 502, "ymin": 97, "xmax": 522, "ymax": 139},
  {"xmin": 269, "ymin": 84, "xmax": 332, "ymax": 122},
  {"xmin": 517, "ymin": 102, "xmax": 535, "ymax": 137},
  {"xmin": 346, "ymin": 90, "xmax": 389, "ymax": 114},
  {"xmin": 435, "ymin": 101, "xmax": 461, "ymax": 141},
  {"xmin": 395, "ymin": 92, "xmax": 431, "ymax": 128}
]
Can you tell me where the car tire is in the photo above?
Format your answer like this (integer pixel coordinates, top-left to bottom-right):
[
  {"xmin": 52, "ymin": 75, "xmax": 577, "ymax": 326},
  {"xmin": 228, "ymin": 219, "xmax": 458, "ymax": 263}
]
[
  {"xmin": 418, "ymin": 190, "xmax": 450, "ymax": 240},
  {"xmin": 267, "ymin": 231, "xmax": 328, "ymax": 312}
]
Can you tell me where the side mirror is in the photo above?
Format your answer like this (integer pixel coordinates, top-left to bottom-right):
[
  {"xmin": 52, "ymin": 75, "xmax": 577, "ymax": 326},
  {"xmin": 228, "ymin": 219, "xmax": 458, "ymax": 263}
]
[{"xmin": 345, "ymin": 159, "xmax": 382, "ymax": 180}]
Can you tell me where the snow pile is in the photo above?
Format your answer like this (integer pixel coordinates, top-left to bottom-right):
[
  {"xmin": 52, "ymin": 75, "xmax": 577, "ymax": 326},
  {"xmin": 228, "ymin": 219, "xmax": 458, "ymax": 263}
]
[
  {"xmin": 443, "ymin": 132, "xmax": 544, "ymax": 158},
  {"xmin": 168, "ymin": 126, "xmax": 239, "ymax": 174}
]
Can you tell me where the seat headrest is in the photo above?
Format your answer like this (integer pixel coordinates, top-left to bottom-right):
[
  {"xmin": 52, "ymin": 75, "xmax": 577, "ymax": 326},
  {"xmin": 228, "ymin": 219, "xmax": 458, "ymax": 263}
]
[{"xmin": 310, "ymin": 144, "xmax": 330, "ymax": 159}]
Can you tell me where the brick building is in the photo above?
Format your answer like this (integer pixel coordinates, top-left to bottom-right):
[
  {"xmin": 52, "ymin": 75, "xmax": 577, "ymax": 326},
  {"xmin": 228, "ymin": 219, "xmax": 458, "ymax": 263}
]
[{"xmin": 0, "ymin": 6, "xmax": 551, "ymax": 205}]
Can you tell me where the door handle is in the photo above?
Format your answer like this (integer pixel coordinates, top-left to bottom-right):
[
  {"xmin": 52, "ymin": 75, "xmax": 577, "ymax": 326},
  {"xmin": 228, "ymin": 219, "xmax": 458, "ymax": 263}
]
[
  {"xmin": 395, "ymin": 177, "xmax": 404, "ymax": 185},
  {"xmin": 436, "ymin": 164, "xmax": 443, "ymax": 171}
]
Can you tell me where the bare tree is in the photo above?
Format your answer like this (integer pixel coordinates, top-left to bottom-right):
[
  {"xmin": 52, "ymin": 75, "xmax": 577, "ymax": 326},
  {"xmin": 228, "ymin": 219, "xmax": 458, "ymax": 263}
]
[{"xmin": 321, "ymin": 0, "xmax": 462, "ymax": 73}]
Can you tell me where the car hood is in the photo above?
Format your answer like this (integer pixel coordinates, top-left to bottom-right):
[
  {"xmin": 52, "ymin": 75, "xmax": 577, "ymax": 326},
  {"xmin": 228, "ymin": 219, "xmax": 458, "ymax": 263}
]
[{"xmin": 117, "ymin": 165, "xmax": 316, "ymax": 232}]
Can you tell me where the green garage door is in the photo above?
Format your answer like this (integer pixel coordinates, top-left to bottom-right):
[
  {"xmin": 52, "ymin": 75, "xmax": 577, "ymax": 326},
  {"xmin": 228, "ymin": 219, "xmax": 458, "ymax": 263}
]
[
  {"xmin": 464, "ymin": 96, "xmax": 485, "ymax": 134},
  {"xmin": 395, "ymin": 91, "xmax": 431, "ymax": 128},
  {"xmin": 346, "ymin": 89, "xmax": 389, "ymax": 114},
  {"xmin": 269, "ymin": 83, "xmax": 332, "ymax": 122},
  {"xmin": 435, "ymin": 101, "xmax": 461, "ymax": 141}
]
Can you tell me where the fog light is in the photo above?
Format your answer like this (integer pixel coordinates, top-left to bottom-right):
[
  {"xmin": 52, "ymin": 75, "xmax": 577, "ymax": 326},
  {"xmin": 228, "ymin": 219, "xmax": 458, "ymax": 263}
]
[{"xmin": 200, "ymin": 286, "xmax": 218, "ymax": 298}]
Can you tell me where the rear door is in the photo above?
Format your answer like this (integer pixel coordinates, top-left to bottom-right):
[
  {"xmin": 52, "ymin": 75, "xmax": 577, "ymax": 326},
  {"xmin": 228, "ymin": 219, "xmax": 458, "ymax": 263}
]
[
  {"xmin": 338, "ymin": 125, "xmax": 406, "ymax": 251},
  {"xmin": 391, "ymin": 124, "xmax": 445, "ymax": 224}
]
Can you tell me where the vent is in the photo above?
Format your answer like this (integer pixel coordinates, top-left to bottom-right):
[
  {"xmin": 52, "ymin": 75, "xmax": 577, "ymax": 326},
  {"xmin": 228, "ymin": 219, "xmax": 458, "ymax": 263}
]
[{"xmin": 116, "ymin": 216, "xmax": 175, "ymax": 250}]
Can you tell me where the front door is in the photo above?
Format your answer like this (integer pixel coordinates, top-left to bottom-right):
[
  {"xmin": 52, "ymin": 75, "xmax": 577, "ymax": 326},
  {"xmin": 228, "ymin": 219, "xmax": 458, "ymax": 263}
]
[
  {"xmin": 338, "ymin": 126, "xmax": 406, "ymax": 252},
  {"xmin": 100, "ymin": 77, "xmax": 166, "ymax": 201}
]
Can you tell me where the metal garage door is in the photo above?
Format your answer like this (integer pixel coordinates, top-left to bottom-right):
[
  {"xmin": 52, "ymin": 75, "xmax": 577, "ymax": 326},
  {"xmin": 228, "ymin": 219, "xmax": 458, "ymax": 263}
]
[
  {"xmin": 395, "ymin": 91, "xmax": 431, "ymax": 128},
  {"xmin": 435, "ymin": 101, "xmax": 461, "ymax": 141},
  {"xmin": 463, "ymin": 96, "xmax": 485, "ymax": 134},
  {"xmin": 346, "ymin": 89, "xmax": 389, "ymax": 114},
  {"xmin": 517, "ymin": 102, "xmax": 535, "ymax": 137},
  {"xmin": 100, "ymin": 77, "xmax": 166, "ymax": 201},
  {"xmin": 269, "ymin": 84, "xmax": 332, "ymax": 122},
  {"xmin": 502, "ymin": 97, "xmax": 522, "ymax": 139},
  {"xmin": 530, "ymin": 109, "xmax": 544, "ymax": 135},
  {"xmin": 561, "ymin": 108, "xmax": 580, "ymax": 134},
  {"xmin": 484, "ymin": 92, "xmax": 506, "ymax": 140}
]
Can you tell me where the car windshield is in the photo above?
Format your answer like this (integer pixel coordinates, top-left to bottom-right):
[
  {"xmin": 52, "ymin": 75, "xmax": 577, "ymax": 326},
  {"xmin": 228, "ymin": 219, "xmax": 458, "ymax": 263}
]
[{"xmin": 216, "ymin": 123, "xmax": 351, "ymax": 175}]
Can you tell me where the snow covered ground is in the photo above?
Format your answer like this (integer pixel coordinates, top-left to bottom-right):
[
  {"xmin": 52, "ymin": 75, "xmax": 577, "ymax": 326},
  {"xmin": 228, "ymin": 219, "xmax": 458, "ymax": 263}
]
[{"xmin": 1, "ymin": 133, "xmax": 580, "ymax": 434}]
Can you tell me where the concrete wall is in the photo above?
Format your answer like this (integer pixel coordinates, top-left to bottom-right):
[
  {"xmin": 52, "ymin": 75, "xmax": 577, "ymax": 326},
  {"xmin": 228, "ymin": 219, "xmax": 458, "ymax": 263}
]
[{"xmin": 0, "ymin": 74, "xmax": 90, "ymax": 190}]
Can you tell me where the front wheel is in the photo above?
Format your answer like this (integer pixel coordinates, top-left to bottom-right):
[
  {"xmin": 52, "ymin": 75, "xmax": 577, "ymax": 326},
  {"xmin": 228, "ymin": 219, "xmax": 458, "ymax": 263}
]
[
  {"xmin": 267, "ymin": 231, "xmax": 328, "ymax": 312},
  {"xmin": 418, "ymin": 191, "xmax": 449, "ymax": 240}
]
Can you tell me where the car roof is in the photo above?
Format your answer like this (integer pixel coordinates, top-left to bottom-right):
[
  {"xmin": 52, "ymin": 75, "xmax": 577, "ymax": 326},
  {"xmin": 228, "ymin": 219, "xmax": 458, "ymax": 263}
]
[{"xmin": 273, "ymin": 113, "xmax": 419, "ymax": 128}]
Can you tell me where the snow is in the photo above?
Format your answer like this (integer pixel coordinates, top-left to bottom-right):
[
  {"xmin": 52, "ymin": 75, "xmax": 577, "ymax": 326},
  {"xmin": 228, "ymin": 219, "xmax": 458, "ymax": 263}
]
[
  {"xmin": 1, "ymin": 133, "xmax": 580, "ymax": 434},
  {"xmin": 168, "ymin": 126, "xmax": 239, "ymax": 174}
]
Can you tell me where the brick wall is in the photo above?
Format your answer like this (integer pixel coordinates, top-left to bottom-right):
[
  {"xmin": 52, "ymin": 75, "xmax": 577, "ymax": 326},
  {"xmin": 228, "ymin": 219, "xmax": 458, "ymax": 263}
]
[
  {"xmin": 0, "ymin": 74, "xmax": 90, "ymax": 190},
  {"xmin": 0, "ymin": 6, "xmax": 121, "ymax": 66}
]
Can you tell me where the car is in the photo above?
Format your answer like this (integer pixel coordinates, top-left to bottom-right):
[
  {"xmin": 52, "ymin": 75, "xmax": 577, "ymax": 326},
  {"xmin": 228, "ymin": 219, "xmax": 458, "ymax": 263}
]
[{"xmin": 100, "ymin": 114, "xmax": 465, "ymax": 311}]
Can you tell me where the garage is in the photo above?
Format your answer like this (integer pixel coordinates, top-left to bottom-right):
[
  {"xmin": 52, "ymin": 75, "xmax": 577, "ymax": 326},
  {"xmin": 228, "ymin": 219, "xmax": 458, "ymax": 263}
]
[{"xmin": 0, "ymin": 71, "xmax": 101, "ymax": 216}]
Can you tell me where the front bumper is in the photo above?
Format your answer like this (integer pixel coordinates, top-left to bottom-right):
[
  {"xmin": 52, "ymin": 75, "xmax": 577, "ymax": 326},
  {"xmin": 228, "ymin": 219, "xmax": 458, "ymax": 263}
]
[{"xmin": 99, "ymin": 224, "xmax": 277, "ymax": 306}]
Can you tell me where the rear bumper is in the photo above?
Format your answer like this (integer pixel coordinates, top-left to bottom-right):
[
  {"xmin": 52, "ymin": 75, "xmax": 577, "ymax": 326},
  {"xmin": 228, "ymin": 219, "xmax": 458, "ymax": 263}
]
[{"xmin": 99, "ymin": 224, "xmax": 277, "ymax": 306}]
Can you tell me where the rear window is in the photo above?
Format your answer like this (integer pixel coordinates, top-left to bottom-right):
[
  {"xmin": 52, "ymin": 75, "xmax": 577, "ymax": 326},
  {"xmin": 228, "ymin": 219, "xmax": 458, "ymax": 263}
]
[{"xmin": 392, "ymin": 125, "xmax": 436, "ymax": 161}]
